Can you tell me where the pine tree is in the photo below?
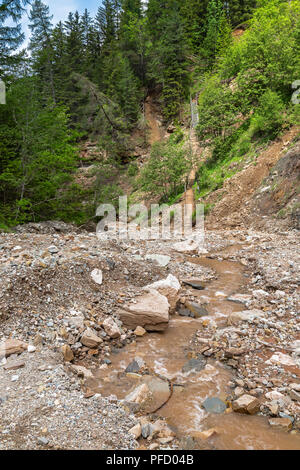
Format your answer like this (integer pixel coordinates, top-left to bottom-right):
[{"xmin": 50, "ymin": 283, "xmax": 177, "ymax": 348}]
[
  {"xmin": 28, "ymin": 0, "xmax": 55, "ymax": 102},
  {"xmin": 0, "ymin": 0, "xmax": 29, "ymax": 72}
]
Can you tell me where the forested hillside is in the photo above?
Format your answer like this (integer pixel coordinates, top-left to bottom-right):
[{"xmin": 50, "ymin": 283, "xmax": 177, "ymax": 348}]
[{"xmin": 0, "ymin": 0, "xmax": 299, "ymax": 229}]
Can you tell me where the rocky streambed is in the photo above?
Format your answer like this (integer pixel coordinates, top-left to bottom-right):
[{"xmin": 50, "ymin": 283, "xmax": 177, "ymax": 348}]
[{"xmin": 0, "ymin": 226, "xmax": 299, "ymax": 449}]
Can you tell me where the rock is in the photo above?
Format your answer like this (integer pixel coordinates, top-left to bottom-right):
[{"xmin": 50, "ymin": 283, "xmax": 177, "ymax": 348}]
[
  {"xmin": 151, "ymin": 419, "xmax": 175, "ymax": 439},
  {"xmin": 141, "ymin": 423, "xmax": 152, "ymax": 439},
  {"xmin": 173, "ymin": 240, "xmax": 203, "ymax": 253},
  {"xmin": 191, "ymin": 428, "xmax": 219, "ymax": 440},
  {"xmin": 266, "ymin": 352, "xmax": 297, "ymax": 367},
  {"xmin": 129, "ymin": 423, "xmax": 142, "ymax": 440},
  {"xmin": 182, "ymin": 357, "xmax": 206, "ymax": 374},
  {"xmin": 231, "ymin": 309, "xmax": 265, "ymax": 323},
  {"xmin": 37, "ymin": 437, "xmax": 49, "ymax": 446},
  {"xmin": 290, "ymin": 383, "xmax": 300, "ymax": 392},
  {"xmin": 102, "ymin": 317, "xmax": 121, "ymax": 339},
  {"xmin": 0, "ymin": 339, "xmax": 28, "ymax": 358},
  {"xmin": 145, "ymin": 254, "xmax": 171, "ymax": 267},
  {"xmin": 134, "ymin": 326, "xmax": 146, "ymax": 337},
  {"xmin": 234, "ymin": 387, "xmax": 244, "ymax": 398},
  {"xmin": 182, "ymin": 280, "xmax": 204, "ymax": 290},
  {"xmin": 232, "ymin": 394, "xmax": 260, "ymax": 415},
  {"xmin": 61, "ymin": 344, "xmax": 74, "ymax": 362},
  {"xmin": 27, "ymin": 345, "xmax": 36, "ymax": 353},
  {"xmin": 268, "ymin": 418, "xmax": 292, "ymax": 431},
  {"xmin": 91, "ymin": 268, "xmax": 103, "ymax": 285},
  {"xmin": 3, "ymin": 360, "xmax": 25, "ymax": 371},
  {"xmin": 144, "ymin": 274, "xmax": 180, "ymax": 312},
  {"xmin": 125, "ymin": 357, "xmax": 145, "ymax": 374},
  {"xmin": 149, "ymin": 443, "xmax": 159, "ymax": 450},
  {"xmin": 182, "ymin": 302, "xmax": 209, "ymax": 318},
  {"xmin": 47, "ymin": 245, "xmax": 58, "ymax": 254},
  {"xmin": 290, "ymin": 390, "xmax": 300, "ymax": 402},
  {"xmin": 80, "ymin": 328, "xmax": 103, "ymax": 348},
  {"xmin": 118, "ymin": 289, "xmax": 170, "ymax": 331},
  {"xmin": 227, "ymin": 294, "xmax": 251, "ymax": 305},
  {"xmin": 125, "ymin": 376, "xmax": 171, "ymax": 413},
  {"xmin": 70, "ymin": 365, "xmax": 93, "ymax": 379},
  {"xmin": 202, "ymin": 397, "xmax": 227, "ymax": 414}
]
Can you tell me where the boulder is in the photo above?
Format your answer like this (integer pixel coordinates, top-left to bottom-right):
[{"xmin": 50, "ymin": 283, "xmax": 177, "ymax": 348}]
[
  {"xmin": 202, "ymin": 397, "xmax": 227, "ymax": 414},
  {"xmin": 102, "ymin": 317, "xmax": 121, "ymax": 339},
  {"xmin": 0, "ymin": 339, "xmax": 28, "ymax": 358},
  {"xmin": 143, "ymin": 274, "xmax": 180, "ymax": 312},
  {"xmin": 125, "ymin": 375, "xmax": 171, "ymax": 413},
  {"xmin": 80, "ymin": 328, "xmax": 103, "ymax": 348},
  {"xmin": 118, "ymin": 289, "xmax": 170, "ymax": 331},
  {"xmin": 232, "ymin": 394, "xmax": 260, "ymax": 415},
  {"xmin": 268, "ymin": 418, "xmax": 292, "ymax": 431}
]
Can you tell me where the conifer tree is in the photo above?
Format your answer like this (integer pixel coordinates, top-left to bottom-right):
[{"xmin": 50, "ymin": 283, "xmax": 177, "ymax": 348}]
[{"xmin": 28, "ymin": 0, "xmax": 55, "ymax": 102}]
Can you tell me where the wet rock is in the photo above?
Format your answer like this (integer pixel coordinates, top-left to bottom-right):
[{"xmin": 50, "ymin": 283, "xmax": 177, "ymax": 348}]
[
  {"xmin": 151, "ymin": 419, "xmax": 175, "ymax": 439},
  {"xmin": 232, "ymin": 394, "xmax": 260, "ymax": 415},
  {"xmin": 183, "ymin": 302, "xmax": 209, "ymax": 318},
  {"xmin": 191, "ymin": 428, "xmax": 219, "ymax": 440},
  {"xmin": 268, "ymin": 418, "xmax": 292, "ymax": 431},
  {"xmin": 125, "ymin": 376, "xmax": 171, "ymax": 414},
  {"xmin": 202, "ymin": 397, "xmax": 227, "ymax": 414},
  {"xmin": 145, "ymin": 254, "xmax": 171, "ymax": 267},
  {"xmin": 61, "ymin": 344, "xmax": 74, "ymax": 362},
  {"xmin": 90, "ymin": 269, "xmax": 103, "ymax": 285},
  {"xmin": 125, "ymin": 357, "xmax": 145, "ymax": 374},
  {"xmin": 118, "ymin": 289, "xmax": 170, "ymax": 331},
  {"xmin": 0, "ymin": 339, "xmax": 28, "ymax": 358},
  {"xmin": 182, "ymin": 357, "xmax": 206, "ymax": 373},
  {"xmin": 134, "ymin": 326, "xmax": 146, "ymax": 337},
  {"xmin": 80, "ymin": 328, "xmax": 103, "ymax": 348},
  {"xmin": 102, "ymin": 317, "xmax": 121, "ymax": 339},
  {"xmin": 182, "ymin": 280, "xmax": 204, "ymax": 290},
  {"xmin": 144, "ymin": 274, "xmax": 180, "ymax": 312}
]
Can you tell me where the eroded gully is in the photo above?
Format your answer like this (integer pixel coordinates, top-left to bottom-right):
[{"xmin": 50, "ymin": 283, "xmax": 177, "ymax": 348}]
[{"xmin": 86, "ymin": 247, "xmax": 300, "ymax": 450}]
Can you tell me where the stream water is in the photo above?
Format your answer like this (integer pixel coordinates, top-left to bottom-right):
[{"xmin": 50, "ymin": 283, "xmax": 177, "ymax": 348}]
[{"xmin": 87, "ymin": 249, "xmax": 300, "ymax": 450}]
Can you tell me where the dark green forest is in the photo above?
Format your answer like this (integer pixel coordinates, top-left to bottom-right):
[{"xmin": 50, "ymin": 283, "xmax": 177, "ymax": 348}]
[{"xmin": 0, "ymin": 0, "xmax": 299, "ymax": 228}]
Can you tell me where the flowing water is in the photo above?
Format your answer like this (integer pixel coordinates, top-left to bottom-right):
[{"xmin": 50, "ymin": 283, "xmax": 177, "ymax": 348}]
[{"xmin": 87, "ymin": 249, "xmax": 300, "ymax": 450}]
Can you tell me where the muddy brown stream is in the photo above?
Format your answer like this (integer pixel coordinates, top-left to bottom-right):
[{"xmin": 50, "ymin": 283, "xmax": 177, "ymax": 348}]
[{"xmin": 88, "ymin": 250, "xmax": 300, "ymax": 450}]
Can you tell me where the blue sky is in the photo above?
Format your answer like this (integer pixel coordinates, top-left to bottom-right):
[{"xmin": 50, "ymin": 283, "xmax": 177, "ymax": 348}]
[{"xmin": 22, "ymin": 0, "xmax": 102, "ymax": 47}]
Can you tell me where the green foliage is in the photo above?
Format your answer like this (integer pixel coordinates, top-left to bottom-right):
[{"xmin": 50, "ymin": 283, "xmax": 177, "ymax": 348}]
[
  {"xmin": 138, "ymin": 131, "xmax": 192, "ymax": 201},
  {"xmin": 249, "ymin": 90, "xmax": 285, "ymax": 138},
  {"xmin": 0, "ymin": 77, "xmax": 78, "ymax": 225}
]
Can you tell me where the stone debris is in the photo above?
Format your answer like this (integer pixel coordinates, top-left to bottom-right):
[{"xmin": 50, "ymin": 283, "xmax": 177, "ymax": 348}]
[
  {"xmin": 232, "ymin": 394, "xmax": 260, "ymax": 415},
  {"xmin": 118, "ymin": 289, "xmax": 170, "ymax": 331},
  {"xmin": 143, "ymin": 274, "xmax": 180, "ymax": 312},
  {"xmin": 0, "ymin": 339, "xmax": 28, "ymax": 358},
  {"xmin": 90, "ymin": 268, "xmax": 103, "ymax": 285},
  {"xmin": 80, "ymin": 328, "xmax": 103, "ymax": 348},
  {"xmin": 134, "ymin": 326, "xmax": 146, "ymax": 337},
  {"xmin": 102, "ymin": 317, "xmax": 121, "ymax": 339}
]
